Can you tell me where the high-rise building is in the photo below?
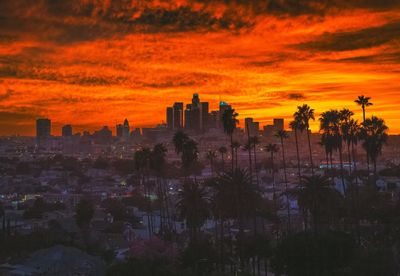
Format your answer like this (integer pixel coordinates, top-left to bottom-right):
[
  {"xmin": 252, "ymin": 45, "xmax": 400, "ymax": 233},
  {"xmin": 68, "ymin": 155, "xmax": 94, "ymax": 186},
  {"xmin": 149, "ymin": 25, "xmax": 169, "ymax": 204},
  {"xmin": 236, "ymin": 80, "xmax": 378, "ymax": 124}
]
[
  {"xmin": 201, "ymin": 102, "xmax": 209, "ymax": 131},
  {"xmin": 116, "ymin": 124, "xmax": 123, "ymax": 137},
  {"xmin": 123, "ymin": 119, "xmax": 130, "ymax": 138},
  {"xmin": 273, "ymin": 118, "xmax": 284, "ymax": 131},
  {"xmin": 173, "ymin": 102, "xmax": 183, "ymax": 129},
  {"xmin": 184, "ymin": 104, "xmax": 192, "ymax": 129},
  {"xmin": 36, "ymin": 118, "xmax": 51, "ymax": 138},
  {"xmin": 245, "ymin": 118, "xmax": 259, "ymax": 136},
  {"xmin": 218, "ymin": 101, "xmax": 231, "ymax": 129},
  {"xmin": 166, "ymin": 107, "xmax": 173, "ymax": 129},
  {"xmin": 62, "ymin": 124, "xmax": 72, "ymax": 137},
  {"xmin": 263, "ymin": 125, "xmax": 274, "ymax": 137}
]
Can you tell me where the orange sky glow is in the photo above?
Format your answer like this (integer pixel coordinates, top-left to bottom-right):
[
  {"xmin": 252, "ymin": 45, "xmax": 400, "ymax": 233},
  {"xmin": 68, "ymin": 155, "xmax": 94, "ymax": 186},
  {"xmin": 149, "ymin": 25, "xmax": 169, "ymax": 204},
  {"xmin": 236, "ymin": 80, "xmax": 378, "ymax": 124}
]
[{"xmin": 0, "ymin": 0, "xmax": 399, "ymax": 135}]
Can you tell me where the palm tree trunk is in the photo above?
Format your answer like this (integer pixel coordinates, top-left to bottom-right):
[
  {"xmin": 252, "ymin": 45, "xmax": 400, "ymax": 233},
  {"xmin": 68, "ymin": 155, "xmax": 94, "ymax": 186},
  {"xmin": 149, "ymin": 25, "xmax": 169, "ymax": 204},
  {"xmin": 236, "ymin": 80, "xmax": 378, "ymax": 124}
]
[
  {"xmin": 230, "ymin": 134, "xmax": 234, "ymax": 172},
  {"xmin": 253, "ymin": 145, "xmax": 259, "ymax": 188},
  {"xmin": 280, "ymin": 138, "xmax": 291, "ymax": 232},
  {"xmin": 294, "ymin": 129, "xmax": 301, "ymax": 182},
  {"xmin": 347, "ymin": 142, "xmax": 352, "ymax": 173},
  {"xmin": 351, "ymin": 141, "xmax": 361, "ymax": 245},
  {"xmin": 339, "ymin": 145, "xmax": 346, "ymax": 196},
  {"xmin": 306, "ymin": 128, "xmax": 314, "ymax": 175}
]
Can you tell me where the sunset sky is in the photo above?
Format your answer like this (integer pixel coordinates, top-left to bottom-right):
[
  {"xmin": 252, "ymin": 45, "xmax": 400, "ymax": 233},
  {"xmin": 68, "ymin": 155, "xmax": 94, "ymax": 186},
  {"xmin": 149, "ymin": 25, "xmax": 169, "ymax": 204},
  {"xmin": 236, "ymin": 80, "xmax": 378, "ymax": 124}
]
[{"xmin": 0, "ymin": 0, "xmax": 399, "ymax": 135}]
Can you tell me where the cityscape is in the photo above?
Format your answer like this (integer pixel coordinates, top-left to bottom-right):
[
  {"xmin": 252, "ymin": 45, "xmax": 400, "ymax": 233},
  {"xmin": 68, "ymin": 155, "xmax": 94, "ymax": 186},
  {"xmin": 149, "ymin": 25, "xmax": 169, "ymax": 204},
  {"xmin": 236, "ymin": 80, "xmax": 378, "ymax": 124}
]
[{"xmin": 1, "ymin": 1, "xmax": 400, "ymax": 276}]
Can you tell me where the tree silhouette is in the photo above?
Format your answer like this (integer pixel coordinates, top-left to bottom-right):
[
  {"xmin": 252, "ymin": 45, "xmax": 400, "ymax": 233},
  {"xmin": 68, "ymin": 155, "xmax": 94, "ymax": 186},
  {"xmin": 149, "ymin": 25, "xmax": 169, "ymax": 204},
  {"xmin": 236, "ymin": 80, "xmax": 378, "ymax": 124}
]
[
  {"xmin": 222, "ymin": 107, "xmax": 239, "ymax": 172},
  {"xmin": 360, "ymin": 116, "xmax": 388, "ymax": 177},
  {"xmin": 295, "ymin": 104, "xmax": 315, "ymax": 174},
  {"xmin": 275, "ymin": 129, "xmax": 291, "ymax": 231},
  {"xmin": 355, "ymin": 95, "xmax": 373, "ymax": 123},
  {"xmin": 177, "ymin": 180, "xmax": 210, "ymax": 242}
]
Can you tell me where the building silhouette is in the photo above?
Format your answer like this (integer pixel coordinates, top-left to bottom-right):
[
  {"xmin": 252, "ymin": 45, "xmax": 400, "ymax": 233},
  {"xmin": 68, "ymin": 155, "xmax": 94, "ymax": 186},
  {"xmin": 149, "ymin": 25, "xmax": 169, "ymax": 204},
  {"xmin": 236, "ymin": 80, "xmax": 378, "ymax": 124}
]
[
  {"xmin": 274, "ymin": 118, "xmax": 284, "ymax": 131},
  {"xmin": 62, "ymin": 125, "xmax": 72, "ymax": 137},
  {"xmin": 36, "ymin": 118, "xmax": 51, "ymax": 138}
]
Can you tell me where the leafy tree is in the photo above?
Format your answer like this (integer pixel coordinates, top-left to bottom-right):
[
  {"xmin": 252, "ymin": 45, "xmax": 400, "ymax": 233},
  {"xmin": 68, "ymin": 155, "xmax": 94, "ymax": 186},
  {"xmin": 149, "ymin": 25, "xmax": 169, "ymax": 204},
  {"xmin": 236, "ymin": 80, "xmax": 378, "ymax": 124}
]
[{"xmin": 75, "ymin": 199, "xmax": 94, "ymax": 228}]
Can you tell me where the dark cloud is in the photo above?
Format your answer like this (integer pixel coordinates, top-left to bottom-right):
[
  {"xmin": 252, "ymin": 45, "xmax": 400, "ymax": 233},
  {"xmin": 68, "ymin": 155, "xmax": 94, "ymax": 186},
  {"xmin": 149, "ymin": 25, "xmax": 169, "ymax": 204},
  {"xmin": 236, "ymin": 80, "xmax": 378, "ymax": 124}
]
[
  {"xmin": 286, "ymin": 92, "xmax": 306, "ymax": 100},
  {"xmin": 327, "ymin": 52, "xmax": 400, "ymax": 64},
  {"xmin": 296, "ymin": 21, "xmax": 400, "ymax": 52}
]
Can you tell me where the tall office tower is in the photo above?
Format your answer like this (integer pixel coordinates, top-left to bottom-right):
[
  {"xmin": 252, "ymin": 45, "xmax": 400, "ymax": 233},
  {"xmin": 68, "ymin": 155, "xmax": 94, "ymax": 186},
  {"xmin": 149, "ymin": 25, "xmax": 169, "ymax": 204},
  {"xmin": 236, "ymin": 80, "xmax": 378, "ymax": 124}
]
[
  {"xmin": 166, "ymin": 107, "xmax": 173, "ymax": 129},
  {"xmin": 62, "ymin": 124, "xmax": 72, "ymax": 137},
  {"xmin": 116, "ymin": 124, "xmax": 123, "ymax": 137},
  {"xmin": 36, "ymin": 118, "xmax": 51, "ymax": 138},
  {"xmin": 218, "ymin": 101, "xmax": 231, "ymax": 129},
  {"xmin": 263, "ymin": 125, "xmax": 274, "ymax": 137},
  {"xmin": 173, "ymin": 102, "xmax": 183, "ymax": 129},
  {"xmin": 273, "ymin": 118, "xmax": 284, "ymax": 131},
  {"xmin": 123, "ymin": 119, "xmax": 130, "ymax": 138},
  {"xmin": 184, "ymin": 104, "xmax": 192, "ymax": 129},
  {"xmin": 201, "ymin": 102, "xmax": 209, "ymax": 131},
  {"xmin": 244, "ymin": 118, "xmax": 253, "ymax": 133},
  {"xmin": 192, "ymin": 93, "xmax": 200, "ymax": 108}
]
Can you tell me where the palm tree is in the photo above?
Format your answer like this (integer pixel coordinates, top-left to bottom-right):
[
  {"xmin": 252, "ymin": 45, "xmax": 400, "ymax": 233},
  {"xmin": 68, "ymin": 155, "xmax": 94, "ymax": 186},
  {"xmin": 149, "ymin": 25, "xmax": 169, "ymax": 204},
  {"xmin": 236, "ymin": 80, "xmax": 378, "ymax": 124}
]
[
  {"xmin": 360, "ymin": 116, "xmax": 388, "ymax": 177},
  {"xmin": 222, "ymin": 107, "xmax": 239, "ymax": 172},
  {"xmin": 250, "ymin": 136, "xmax": 260, "ymax": 187},
  {"xmin": 177, "ymin": 180, "xmax": 210, "ymax": 242},
  {"xmin": 319, "ymin": 110, "xmax": 346, "ymax": 195},
  {"xmin": 355, "ymin": 95, "xmax": 373, "ymax": 123},
  {"xmin": 181, "ymin": 138, "xmax": 199, "ymax": 176},
  {"xmin": 206, "ymin": 150, "xmax": 217, "ymax": 176},
  {"xmin": 295, "ymin": 104, "xmax": 315, "ymax": 174},
  {"xmin": 292, "ymin": 175, "xmax": 343, "ymax": 234},
  {"xmin": 150, "ymin": 143, "xmax": 171, "ymax": 235},
  {"xmin": 275, "ymin": 129, "xmax": 291, "ymax": 231},
  {"xmin": 243, "ymin": 140, "xmax": 253, "ymax": 184},
  {"xmin": 213, "ymin": 169, "xmax": 261, "ymax": 269},
  {"xmin": 289, "ymin": 119, "xmax": 302, "ymax": 182},
  {"xmin": 265, "ymin": 143, "xmax": 279, "ymax": 199},
  {"xmin": 340, "ymin": 109, "xmax": 355, "ymax": 173},
  {"xmin": 218, "ymin": 146, "xmax": 227, "ymax": 171},
  {"xmin": 231, "ymin": 141, "xmax": 241, "ymax": 169},
  {"xmin": 173, "ymin": 130, "xmax": 189, "ymax": 155}
]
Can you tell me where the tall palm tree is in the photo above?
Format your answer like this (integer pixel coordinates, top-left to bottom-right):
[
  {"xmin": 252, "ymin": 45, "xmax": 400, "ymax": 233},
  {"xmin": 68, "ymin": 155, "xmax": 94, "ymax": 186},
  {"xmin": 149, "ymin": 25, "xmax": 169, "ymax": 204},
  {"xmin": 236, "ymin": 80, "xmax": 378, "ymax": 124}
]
[
  {"xmin": 295, "ymin": 104, "xmax": 315, "ymax": 174},
  {"xmin": 231, "ymin": 141, "xmax": 241, "ymax": 169},
  {"xmin": 275, "ymin": 129, "xmax": 291, "ymax": 231},
  {"xmin": 173, "ymin": 131, "xmax": 189, "ymax": 155},
  {"xmin": 243, "ymin": 140, "xmax": 253, "ymax": 184},
  {"xmin": 340, "ymin": 109, "xmax": 355, "ymax": 173},
  {"xmin": 250, "ymin": 136, "xmax": 260, "ymax": 187},
  {"xmin": 289, "ymin": 119, "xmax": 302, "ymax": 182},
  {"xmin": 177, "ymin": 180, "xmax": 210, "ymax": 242},
  {"xmin": 355, "ymin": 95, "xmax": 373, "ymax": 123},
  {"xmin": 222, "ymin": 107, "xmax": 239, "ymax": 172},
  {"xmin": 150, "ymin": 143, "xmax": 171, "ymax": 235},
  {"xmin": 213, "ymin": 169, "xmax": 261, "ymax": 269},
  {"xmin": 206, "ymin": 150, "xmax": 217, "ymax": 176},
  {"xmin": 319, "ymin": 110, "xmax": 346, "ymax": 195},
  {"xmin": 355, "ymin": 96, "xmax": 373, "ymax": 174},
  {"xmin": 360, "ymin": 116, "xmax": 388, "ymax": 177},
  {"xmin": 218, "ymin": 146, "xmax": 227, "ymax": 171},
  {"xmin": 181, "ymin": 138, "xmax": 199, "ymax": 176},
  {"xmin": 265, "ymin": 143, "xmax": 279, "ymax": 199}
]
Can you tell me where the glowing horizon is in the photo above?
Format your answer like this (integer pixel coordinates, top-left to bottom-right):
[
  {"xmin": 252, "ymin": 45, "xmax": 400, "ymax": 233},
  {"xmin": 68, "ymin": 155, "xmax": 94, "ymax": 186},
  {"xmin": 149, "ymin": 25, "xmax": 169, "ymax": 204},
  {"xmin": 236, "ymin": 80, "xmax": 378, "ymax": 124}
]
[{"xmin": 0, "ymin": 1, "xmax": 399, "ymax": 135}]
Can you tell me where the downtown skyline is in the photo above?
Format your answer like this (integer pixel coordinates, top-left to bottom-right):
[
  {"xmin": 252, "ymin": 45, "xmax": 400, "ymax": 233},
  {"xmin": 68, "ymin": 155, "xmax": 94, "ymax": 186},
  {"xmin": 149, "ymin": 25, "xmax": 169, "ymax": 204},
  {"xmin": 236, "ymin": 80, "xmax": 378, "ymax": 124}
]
[{"xmin": 0, "ymin": 1, "xmax": 399, "ymax": 135}]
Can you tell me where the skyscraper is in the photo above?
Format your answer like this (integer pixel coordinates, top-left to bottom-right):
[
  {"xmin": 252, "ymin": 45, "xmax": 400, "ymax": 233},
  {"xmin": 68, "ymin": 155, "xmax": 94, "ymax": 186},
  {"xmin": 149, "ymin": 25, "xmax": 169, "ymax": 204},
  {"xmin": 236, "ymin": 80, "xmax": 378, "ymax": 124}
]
[
  {"xmin": 123, "ymin": 119, "xmax": 130, "ymax": 138},
  {"xmin": 245, "ymin": 117, "xmax": 259, "ymax": 136},
  {"xmin": 201, "ymin": 102, "xmax": 209, "ymax": 131},
  {"xmin": 274, "ymin": 118, "xmax": 284, "ymax": 131},
  {"xmin": 173, "ymin": 102, "xmax": 183, "ymax": 129},
  {"xmin": 36, "ymin": 118, "xmax": 51, "ymax": 138},
  {"xmin": 62, "ymin": 124, "xmax": 72, "ymax": 136},
  {"xmin": 166, "ymin": 107, "xmax": 173, "ymax": 129},
  {"xmin": 116, "ymin": 124, "xmax": 123, "ymax": 137}
]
